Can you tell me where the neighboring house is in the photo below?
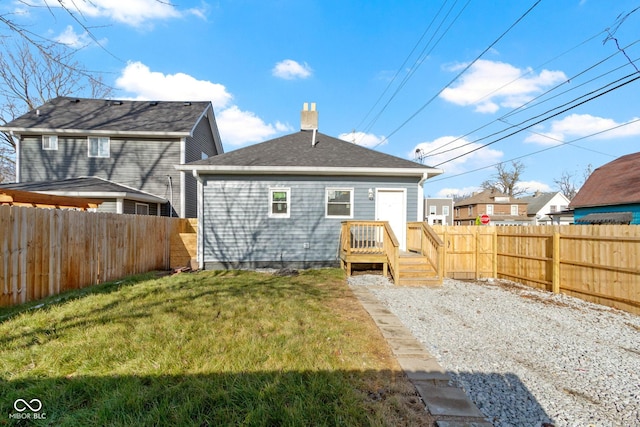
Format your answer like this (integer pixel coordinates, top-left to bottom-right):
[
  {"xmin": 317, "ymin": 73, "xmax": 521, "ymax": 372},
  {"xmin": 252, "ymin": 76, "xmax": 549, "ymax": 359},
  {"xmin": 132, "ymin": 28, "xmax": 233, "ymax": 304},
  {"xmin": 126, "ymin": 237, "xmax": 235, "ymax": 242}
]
[
  {"xmin": 570, "ymin": 152, "xmax": 640, "ymax": 225},
  {"xmin": 519, "ymin": 191, "xmax": 571, "ymax": 225},
  {"xmin": 453, "ymin": 189, "xmax": 529, "ymax": 225},
  {"xmin": 177, "ymin": 103, "xmax": 443, "ymax": 270},
  {"xmin": 0, "ymin": 177, "xmax": 165, "ymax": 215},
  {"xmin": 0, "ymin": 97, "xmax": 223, "ymax": 217},
  {"xmin": 424, "ymin": 198, "xmax": 454, "ymax": 225}
]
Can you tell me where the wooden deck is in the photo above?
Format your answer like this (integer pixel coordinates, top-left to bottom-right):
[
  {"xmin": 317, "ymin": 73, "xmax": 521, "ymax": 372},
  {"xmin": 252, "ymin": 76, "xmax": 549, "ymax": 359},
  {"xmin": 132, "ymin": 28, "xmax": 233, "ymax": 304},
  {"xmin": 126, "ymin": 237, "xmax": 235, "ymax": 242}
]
[{"xmin": 339, "ymin": 221, "xmax": 443, "ymax": 286}]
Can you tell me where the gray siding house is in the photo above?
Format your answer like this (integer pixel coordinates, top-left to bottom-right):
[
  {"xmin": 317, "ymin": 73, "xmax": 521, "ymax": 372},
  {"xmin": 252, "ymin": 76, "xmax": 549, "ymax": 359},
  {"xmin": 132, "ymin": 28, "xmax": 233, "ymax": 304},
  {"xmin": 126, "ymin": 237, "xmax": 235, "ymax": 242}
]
[
  {"xmin": 177, "ymin": 104, "xmax": 443, "ymax": 269},
  {"xmin": 0, "ymin": 97, "xmax": 223, "ymax": 217}
]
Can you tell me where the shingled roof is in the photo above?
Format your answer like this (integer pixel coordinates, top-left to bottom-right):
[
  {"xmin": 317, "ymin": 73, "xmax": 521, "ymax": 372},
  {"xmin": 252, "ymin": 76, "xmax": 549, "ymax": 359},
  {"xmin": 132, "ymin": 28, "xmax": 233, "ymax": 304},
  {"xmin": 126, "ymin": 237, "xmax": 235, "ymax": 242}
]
[
  {"xmin": 0, "ymin": 177, "xmax": 166, "ymax": 204},
  {"xmin": 0, "ymin": 96, "xmax": 212, "ymax": 137},
  {"xmin": 570, "ymin": 152, "xmax": 640, "ymax": 208},
  {"xmin": 179, "ymin": 130, "xmax": 442, "ymax": 178}
]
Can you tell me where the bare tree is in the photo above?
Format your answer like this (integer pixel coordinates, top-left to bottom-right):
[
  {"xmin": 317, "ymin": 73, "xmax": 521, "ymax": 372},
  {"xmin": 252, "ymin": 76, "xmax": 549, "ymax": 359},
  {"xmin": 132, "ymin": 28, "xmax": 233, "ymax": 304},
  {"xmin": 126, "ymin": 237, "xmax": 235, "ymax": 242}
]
[
  {"xmin": 480, "ymin": 160, "xmax": 527, "ymax": 197},
  {"xmin": 553, "ymin": 164, "xmax": 594, "ymax": 200},
  {"xmin": 0, "ymin": 40, "xmax": 113, "ymax": 181}
]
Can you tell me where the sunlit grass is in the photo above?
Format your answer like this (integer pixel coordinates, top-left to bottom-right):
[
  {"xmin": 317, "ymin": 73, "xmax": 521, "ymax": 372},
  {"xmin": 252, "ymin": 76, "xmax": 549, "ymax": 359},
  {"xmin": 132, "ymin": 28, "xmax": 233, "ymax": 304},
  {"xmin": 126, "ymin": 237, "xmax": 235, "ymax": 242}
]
[{"xmin": 0, "ymin": 269, "xmax": 430, "ymax": 426}]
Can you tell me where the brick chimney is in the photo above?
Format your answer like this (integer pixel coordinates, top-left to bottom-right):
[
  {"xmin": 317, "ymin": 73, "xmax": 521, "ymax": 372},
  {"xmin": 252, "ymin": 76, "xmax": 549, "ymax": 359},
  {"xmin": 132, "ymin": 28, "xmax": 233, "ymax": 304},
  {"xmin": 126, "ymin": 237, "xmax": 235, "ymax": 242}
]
[{"xmin": 301, "ymin": 102, "xmax": 318, "ymax": 130}]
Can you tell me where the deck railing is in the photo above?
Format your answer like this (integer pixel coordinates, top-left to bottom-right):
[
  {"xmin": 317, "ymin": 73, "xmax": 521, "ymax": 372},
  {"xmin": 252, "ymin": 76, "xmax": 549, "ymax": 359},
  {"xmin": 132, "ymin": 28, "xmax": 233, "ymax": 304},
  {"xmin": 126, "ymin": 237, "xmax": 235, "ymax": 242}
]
[{"xmin": 407, "ymin": 222, "xmax": 444, "ymax": 279}]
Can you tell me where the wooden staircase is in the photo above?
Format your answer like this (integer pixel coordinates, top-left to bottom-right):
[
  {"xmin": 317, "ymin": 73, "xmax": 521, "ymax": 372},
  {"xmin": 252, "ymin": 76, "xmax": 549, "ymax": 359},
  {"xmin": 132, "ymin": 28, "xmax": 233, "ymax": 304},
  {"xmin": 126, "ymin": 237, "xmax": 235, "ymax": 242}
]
[
  {"xmin": 340, "ymin": 221, "xmax": 444, "ymax": 286},
  {"xmin": 397, "ymin": 251, "xmax": 440, "ymax": 286}
]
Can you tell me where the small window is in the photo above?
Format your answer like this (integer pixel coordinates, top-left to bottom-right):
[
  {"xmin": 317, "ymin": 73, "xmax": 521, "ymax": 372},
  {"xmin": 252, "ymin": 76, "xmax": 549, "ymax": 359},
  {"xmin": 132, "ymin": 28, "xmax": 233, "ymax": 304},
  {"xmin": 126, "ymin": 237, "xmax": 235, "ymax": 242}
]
[
  {"xmin": 269, "ymin": 188, "xmax": 290, "ymax": 218},
  {"xmin": 201, "ymin": 152, "xmax": 208, "ymax": 160},
  {"xmin": 326, "ymin": 188, "xmax": 353, "ymax": 218},
  {"xmin": 468, "ymin": 206, "xmax": 473, "ymax": 216},
  {"xmin": 511, "ymin": 204, "xmax": 519, "ymax": 215},
  {"xmin": 88, "ymin": 137, "xmax": 110, "ymax": 158},
  {"xmin": 486, "ymin": 204, "xmax": 494, "ymax": 215},
  {"xmin": 550, "ymin": 205, "xmax": 557, "ymax": 213},
  {"xmin": 429, "ymin": 205, "xmax": 437, "ymax": 215},
  {"xmin": 135, "ymin": 203, "xmax": 149, "ymax": 215},
  {"xmin": 42, "ymin": 135, "xmax": 58, "ymax": 150},
  {"xmin": 443, "ymin": 206, "xmax": 450, "ymax": 216}
]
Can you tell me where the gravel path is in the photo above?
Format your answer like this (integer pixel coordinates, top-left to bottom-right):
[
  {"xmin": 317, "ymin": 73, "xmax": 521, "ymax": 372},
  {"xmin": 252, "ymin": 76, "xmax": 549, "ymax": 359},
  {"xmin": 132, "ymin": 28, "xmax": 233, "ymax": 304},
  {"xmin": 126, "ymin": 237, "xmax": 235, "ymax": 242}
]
[{"xmin": 348, "ymin": 274, "xmax": 640, "ymax": 427}]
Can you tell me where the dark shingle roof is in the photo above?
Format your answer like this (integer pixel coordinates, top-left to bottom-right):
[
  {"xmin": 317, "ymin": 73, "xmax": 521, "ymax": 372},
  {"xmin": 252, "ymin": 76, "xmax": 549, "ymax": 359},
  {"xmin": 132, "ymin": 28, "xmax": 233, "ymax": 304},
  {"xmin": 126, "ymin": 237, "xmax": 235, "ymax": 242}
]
[
  {"xmin": 454, "ymin": 189, "xmax": 523, "ymax": 206},
  {"xmin": 570, "ymin": 152, "xmax": 640, "ymax": 208},
  {"xmin": 0, "ymin": 97, "xmax": 211, "ymax": 135},
  {"xmin": 0, "ymin": 177, "xmax": 166, "ymax": 203},
  {"xmin": 185, "ymin": 130, "xmax": 435, "ymax": 170}
]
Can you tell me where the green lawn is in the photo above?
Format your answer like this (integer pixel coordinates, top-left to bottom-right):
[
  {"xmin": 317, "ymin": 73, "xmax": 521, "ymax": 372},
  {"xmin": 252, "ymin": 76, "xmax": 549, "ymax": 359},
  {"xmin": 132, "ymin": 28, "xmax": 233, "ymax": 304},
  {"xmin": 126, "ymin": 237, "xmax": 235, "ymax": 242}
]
[{"xmin": 0, "ymin": 269, "xmax": 431, "ymax": 426}]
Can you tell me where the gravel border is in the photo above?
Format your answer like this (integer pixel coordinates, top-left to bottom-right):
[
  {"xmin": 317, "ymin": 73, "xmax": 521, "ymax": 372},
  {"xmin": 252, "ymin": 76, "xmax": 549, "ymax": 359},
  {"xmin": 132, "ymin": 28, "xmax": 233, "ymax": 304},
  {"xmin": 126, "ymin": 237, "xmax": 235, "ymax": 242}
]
[{"xmin": 348, "ymin": 274, "xmax": 640, "ymax": 427}]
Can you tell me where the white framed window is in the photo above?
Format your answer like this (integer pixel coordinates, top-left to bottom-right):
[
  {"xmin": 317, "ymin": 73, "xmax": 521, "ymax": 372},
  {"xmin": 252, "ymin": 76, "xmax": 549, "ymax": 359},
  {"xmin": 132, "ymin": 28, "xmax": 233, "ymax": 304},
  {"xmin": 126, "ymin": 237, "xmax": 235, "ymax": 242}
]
[
  {"xmin": 486, "ymin": 204, "xmax": 494, "ymax": 215},
  {"xmin": 135, "ymin": 203, "xmax": 149, "ymax": 215},
  {"xmin": 326, "ymin": 188, "xmax": 353, "ymax": 218},
  {"xmin": 42, "ymin": 135, "xmax": 58, "ymax": 150},
  {"xmin": 269, "ymin": 188, "xmax": 290, "ymax": 218},
  {"xmin": 511, "ymin": 204, "xmax": 519, "ymax": 215},
  {"xmin": 429, "ymin": 205, "xmax": 437, "ymax": 215},
  {"xmin": 88, "ymin": 137, "xmax": 110, "ymax": 158},
  {"xmin": 443, "ymin": 205, "xmax": 450, "ymax": 216},
  {"xmin": 468, "ymin": 206, "xmax": 473, "ymax": 216}
]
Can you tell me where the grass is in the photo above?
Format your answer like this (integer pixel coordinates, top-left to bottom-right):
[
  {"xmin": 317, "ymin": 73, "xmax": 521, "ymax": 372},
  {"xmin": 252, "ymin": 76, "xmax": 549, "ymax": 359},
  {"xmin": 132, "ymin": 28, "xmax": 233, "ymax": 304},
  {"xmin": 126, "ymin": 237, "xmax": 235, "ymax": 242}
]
[{"xmin": 0, "ymin": 269, "xmax": 432, "ymax": 426}]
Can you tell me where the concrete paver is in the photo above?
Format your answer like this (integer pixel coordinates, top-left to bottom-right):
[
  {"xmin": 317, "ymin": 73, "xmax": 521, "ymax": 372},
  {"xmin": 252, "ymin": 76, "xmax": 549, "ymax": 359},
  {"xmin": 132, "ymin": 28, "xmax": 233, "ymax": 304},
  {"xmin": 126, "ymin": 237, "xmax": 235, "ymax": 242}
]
[{"xmin": 350, "ymin": 285, "xmax": 490, "ymax": 425}]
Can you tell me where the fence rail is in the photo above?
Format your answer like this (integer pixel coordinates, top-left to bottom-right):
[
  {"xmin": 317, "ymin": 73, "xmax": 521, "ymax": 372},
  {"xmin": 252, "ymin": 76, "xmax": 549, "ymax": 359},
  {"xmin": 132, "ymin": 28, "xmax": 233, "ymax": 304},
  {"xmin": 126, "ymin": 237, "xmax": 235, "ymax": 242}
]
[
  {"xmin": 1, "ymin": 206, "xmax": 189, "ymax": 307},
  {"xmin": 433, "ymin": 225, "xmax": 640, "ymax": 315}
]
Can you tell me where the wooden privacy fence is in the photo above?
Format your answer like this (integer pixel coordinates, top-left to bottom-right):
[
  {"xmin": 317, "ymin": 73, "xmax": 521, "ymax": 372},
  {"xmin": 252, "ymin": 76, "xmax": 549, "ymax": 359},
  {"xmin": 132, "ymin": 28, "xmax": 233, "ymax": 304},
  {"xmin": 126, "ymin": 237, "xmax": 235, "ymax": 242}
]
[
  {"xmin": 432, "ymin": 225, "xmax": 640, "ymax": 315},
  {"xmin": 1, "ymin": 206, "xmax": 189, "ymax": 307}
]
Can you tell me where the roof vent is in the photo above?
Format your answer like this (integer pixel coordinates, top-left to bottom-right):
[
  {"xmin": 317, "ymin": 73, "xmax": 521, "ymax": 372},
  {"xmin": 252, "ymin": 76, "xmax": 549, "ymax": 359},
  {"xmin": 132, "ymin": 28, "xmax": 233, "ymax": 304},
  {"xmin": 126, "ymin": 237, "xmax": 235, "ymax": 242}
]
[
  {"xmin": 183, "ymin": 102, "xmax": 192, "ymax": 106},
  {"xmin": 150, "ymin": 101, "xmax": 158, "ymax": 106},
  {"xmin": 111, "ymin": 100, "xmax": 123, "ymax": 105}
]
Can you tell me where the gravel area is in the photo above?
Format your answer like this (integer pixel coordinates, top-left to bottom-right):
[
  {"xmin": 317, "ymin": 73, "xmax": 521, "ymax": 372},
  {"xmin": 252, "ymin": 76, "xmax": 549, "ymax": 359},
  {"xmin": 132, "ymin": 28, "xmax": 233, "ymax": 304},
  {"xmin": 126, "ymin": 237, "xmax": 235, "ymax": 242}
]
[{"xmin": 348, "ymin": 274, "xmax": 640, "ymax": 427}]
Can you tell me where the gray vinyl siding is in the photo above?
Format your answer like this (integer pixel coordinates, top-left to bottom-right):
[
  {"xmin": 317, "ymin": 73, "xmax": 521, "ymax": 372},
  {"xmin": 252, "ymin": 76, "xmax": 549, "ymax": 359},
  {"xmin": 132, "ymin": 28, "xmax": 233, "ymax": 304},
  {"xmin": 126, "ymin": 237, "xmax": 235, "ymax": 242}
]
[
  {"xmin": 20, "ymin": 135, "xmax": 181, "ymax": 216},
  {"xmin": 201, "ymin": 175, "xmax": 420, "ymax": 269},
  {"xmin": 95, "ymin": 199, "xmax": 118, "ymax": 214},
  {"xmin": 183, "ymin": 116, "xmax": 219, "ymax": 218}
]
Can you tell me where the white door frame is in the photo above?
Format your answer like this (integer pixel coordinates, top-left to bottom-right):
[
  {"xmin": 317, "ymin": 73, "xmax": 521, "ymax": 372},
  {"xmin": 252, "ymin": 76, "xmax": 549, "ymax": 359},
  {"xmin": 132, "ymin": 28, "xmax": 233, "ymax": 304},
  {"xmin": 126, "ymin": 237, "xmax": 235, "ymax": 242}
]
[{"xmin": 375, "ymin": 188, "xmax": 407, "ymax": 250}]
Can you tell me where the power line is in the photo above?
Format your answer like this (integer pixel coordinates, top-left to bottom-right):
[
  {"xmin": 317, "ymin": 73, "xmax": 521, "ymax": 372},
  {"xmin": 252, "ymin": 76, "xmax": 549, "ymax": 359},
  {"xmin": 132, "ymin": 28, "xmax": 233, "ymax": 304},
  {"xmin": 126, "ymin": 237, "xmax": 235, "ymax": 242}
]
[
  {"xmin": 371, "ymin": 0, "xmax": 543, "ymax": 149},
  {"xmin": 432, "ymin": 73, "xmax": 640, "ymax": 167},
  {"xmin": 428, "ymin": 117, "xmax": 637, "ymax": 184}
]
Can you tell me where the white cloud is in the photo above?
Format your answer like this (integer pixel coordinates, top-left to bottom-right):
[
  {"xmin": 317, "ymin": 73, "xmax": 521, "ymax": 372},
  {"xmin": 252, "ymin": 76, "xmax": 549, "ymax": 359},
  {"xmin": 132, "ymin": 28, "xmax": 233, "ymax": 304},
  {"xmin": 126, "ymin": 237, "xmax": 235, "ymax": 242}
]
[
  {"xmin": 434, "ymin": 186, "xmax": 481, "ymax": 198},
  {"xmin": 115, "ymin": 62, "xmax": 291, "ymax": 146},
  {"xmin": 47, "ymin": 0, "xmax": 204, "ymax": 27},
  {"xmin": 116, "ymin": 62, "xmax": 232, "ymax": 109},
  {"xmin": 411, "ymin": 135, "xmax": 503, "ymax": 175},
  {"xmin": 525, "ymin": 114, "xmax": 640, "ymax": 145},
  {"xmin": 272, "ymin": 59, "xmax": 312, "ymax": 80},
  {"xmin": 338, "ymin": 131, "xmax": 386, "ymax": 147},
  {"xmin": 217, "ymin": 106, "xmax": 293, "ymax": 146},
  {"xmin": 55, "ymin": 25, "xmax": 100, "ymax": 48},
  {"xmin": 516, "ymin": 180, "xmax": 552, "ymax": 194},
  {"xmin": 440, "ymin": 59, "xmax": 567, "ymax": 113}
]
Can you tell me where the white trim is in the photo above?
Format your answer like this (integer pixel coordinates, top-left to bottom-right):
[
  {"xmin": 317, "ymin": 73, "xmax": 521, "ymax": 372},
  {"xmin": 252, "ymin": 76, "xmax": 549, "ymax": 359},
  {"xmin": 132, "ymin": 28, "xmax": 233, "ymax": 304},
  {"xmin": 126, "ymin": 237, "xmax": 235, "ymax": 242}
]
[
  {"xmin": 135, "ymin": 202, "xmax": 149, "ymax": 215},
  {"xmin": 175, "ymin": 164, "xmax": 443, "ymax": 178},
  {"xmin": 88, "ymin": 136, "xmax": 110, "ymax": 158},
  {"xmin": 14, "ymin": 132, "xmax": 20, "ymax": 182},
  {"xmin": 180, "ymin": 137, "xmax": 186, "ymax": 218},
  {"xmin": 4, "ymin": 128, "xmax": 192, "ymax": 137},
  {"xmin": 42, "ymin": 135, "xmax": 58, "ymax": 150},
  {"xmin": 28, "ymin": 190, "xmax": 165, "ymax": 204},
  {"xmin": 116, "ymin": 198, "xmax": 124, "ymax": 214},
  {"xmin": 325, "ymin": 187, "xmax": 354, "ymax": 219},
  {"xmin": 268, "ymin": 187, "xmax": 291, "ymax": 218},
  {"xmin": 196, "ymin": 175, "xmax": 204, "ymax": 269}
]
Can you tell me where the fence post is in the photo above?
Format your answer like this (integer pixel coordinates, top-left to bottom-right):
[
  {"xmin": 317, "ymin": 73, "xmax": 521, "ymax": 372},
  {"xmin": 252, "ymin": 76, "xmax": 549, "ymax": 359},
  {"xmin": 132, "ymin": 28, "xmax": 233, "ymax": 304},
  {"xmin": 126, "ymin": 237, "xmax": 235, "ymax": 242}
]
[
  {"xmin": 475, "ymin": 226, "xmax": 480, "ymax": 279},
  {"xmin": 492, "ymin": 227, "xmax": 498, "ymax": 278},
  {"xmin": 552, "ymin": 231, "xmax": 560, "ymax": 293}
]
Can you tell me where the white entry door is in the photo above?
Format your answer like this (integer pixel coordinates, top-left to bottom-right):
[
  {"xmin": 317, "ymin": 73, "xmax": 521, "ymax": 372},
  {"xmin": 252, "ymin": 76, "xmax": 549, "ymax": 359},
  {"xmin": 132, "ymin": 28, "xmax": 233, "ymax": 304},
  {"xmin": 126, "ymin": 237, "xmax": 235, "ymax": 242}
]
[{"xmin": 375, "ymin": 189, "xmax": 406, "ymax": 250}]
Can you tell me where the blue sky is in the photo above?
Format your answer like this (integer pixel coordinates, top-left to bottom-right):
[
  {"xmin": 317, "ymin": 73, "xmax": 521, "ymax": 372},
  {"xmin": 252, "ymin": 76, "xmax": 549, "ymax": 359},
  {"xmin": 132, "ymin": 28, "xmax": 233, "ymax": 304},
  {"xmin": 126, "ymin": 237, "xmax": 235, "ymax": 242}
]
[{"xmin": 5, "ymin": 0, "xmax": 640, "ymax": 197}]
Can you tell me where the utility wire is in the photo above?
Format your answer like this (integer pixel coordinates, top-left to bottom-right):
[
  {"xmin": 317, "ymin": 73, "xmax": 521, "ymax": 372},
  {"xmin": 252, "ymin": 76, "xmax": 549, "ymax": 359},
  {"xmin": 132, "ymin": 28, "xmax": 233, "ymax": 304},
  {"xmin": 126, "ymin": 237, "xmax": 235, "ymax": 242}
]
[
  {"xmin": 371, "ymin": 0, "xmax": 542, "ymax": 149},
  {"xmin": 432, "ymin": 73, "xmax": 640, "ymax": 167},
  {"xmin": 428, "ymin": 117, "xmax": 638, "ymax": 184}
]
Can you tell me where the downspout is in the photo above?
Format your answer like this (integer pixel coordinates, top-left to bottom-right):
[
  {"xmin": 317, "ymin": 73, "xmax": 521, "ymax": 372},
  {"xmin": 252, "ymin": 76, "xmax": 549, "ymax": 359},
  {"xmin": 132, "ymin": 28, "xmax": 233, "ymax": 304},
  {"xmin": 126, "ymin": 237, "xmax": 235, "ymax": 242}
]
[
  {"xmin": 167, "ymin": 176, "xmax": 173, "ymax": 217},
  {"xmin": 11, "ymin": 131, "xmax": 20, "ymax": 183},
  {"xmin": 192, "ymin": 169, "xmax": 205, "ymax": 270}
]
